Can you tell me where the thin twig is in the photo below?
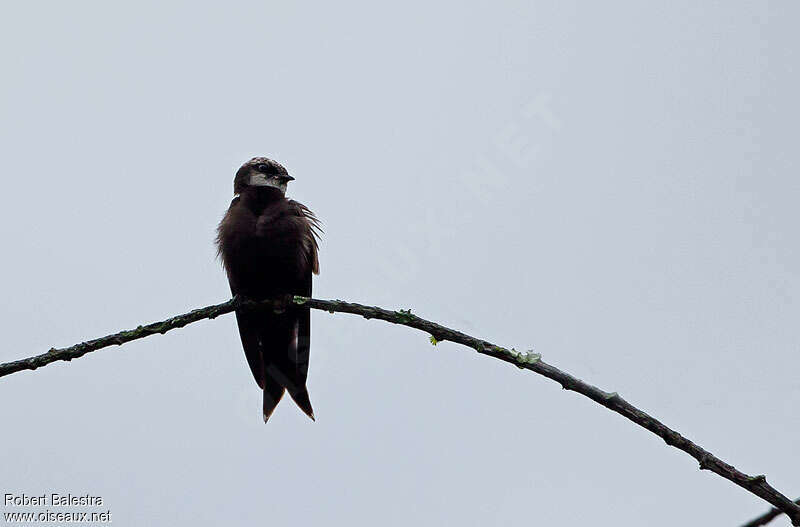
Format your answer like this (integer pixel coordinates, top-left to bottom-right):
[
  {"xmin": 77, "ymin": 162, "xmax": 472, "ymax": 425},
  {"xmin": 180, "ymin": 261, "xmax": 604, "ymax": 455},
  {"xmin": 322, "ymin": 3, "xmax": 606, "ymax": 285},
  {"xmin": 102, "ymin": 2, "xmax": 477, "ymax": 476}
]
[
  {"xmin": 1, "ymin": 296, "xmax": 798, "ymax": 525},
  {"xmin": 741, "ymin": 499, "xmax": 800, "ymax": 527}
]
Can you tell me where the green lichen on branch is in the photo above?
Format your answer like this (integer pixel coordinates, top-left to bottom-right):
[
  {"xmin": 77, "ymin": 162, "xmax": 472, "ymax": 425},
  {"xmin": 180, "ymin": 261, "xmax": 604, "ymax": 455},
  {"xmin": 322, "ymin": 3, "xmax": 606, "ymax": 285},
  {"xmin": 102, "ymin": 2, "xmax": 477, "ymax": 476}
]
[
  {"xmin": 293, "ymin": 295, "xmax": 309, "ymax": 305},
  {"xmin": 395, "ymin": 309, "xmax": 416, "ymax": 324}
]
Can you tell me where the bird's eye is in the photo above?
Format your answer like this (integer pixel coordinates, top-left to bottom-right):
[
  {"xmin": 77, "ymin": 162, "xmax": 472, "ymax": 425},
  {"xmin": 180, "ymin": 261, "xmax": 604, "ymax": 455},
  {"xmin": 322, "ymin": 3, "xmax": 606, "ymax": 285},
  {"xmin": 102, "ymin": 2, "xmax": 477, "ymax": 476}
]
[{"xmin": 256, "ymin": 163, "xmax": 270, "ymax": 173}]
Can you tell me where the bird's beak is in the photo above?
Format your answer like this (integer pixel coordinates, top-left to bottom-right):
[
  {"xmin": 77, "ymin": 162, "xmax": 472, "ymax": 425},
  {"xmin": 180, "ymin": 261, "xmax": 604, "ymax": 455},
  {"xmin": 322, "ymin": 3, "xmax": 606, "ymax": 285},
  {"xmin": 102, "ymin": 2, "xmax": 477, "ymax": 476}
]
[{"xmin": 279, "ymin": 175, "xmax": 295, "ymax": 183}]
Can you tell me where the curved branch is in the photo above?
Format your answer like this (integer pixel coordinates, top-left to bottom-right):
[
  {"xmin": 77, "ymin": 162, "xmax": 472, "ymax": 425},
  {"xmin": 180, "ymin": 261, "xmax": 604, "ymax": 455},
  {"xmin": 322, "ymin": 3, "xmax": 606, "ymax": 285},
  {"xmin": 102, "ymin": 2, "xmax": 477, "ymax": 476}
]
[
  {"xmin": 1, "ymin": 295, "xmax": 798, "ymax": 525},
  {"xmin": 741, "ymin": 498, "xmax": 800, "ymax": 527}
]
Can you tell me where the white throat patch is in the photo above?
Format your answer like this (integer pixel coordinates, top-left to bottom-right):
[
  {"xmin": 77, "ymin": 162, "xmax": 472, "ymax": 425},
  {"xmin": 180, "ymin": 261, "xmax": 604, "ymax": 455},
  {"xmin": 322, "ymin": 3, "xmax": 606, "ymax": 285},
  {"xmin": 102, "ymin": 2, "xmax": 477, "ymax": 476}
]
[{"xmin": 249, "ymin": 173, "xmax": 287, "ymax": 193}]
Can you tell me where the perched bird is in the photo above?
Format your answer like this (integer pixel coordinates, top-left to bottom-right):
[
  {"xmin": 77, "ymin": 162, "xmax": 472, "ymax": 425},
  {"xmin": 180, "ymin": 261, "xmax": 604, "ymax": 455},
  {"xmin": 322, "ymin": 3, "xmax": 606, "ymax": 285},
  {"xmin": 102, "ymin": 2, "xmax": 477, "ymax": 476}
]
[{"xmin": 216, "ymin": 157, "xmax": 321, "ymax": 422}]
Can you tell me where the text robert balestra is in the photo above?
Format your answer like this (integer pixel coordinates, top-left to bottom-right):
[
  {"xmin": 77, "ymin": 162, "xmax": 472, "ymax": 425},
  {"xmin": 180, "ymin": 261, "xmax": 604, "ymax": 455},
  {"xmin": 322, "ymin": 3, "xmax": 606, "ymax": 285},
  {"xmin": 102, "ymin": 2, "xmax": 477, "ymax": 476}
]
[{"xmin": 4, "ymin": 494, "xmax": 103, "ymax": 507}]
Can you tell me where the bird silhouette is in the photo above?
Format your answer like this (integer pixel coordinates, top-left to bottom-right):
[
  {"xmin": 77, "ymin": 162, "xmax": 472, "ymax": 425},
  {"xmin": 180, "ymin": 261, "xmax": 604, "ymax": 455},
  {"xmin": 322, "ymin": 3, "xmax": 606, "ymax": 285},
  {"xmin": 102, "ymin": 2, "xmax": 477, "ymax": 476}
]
[{"xmin": 216, "ymin": 157, "xmax": 320, "ymax": 422}]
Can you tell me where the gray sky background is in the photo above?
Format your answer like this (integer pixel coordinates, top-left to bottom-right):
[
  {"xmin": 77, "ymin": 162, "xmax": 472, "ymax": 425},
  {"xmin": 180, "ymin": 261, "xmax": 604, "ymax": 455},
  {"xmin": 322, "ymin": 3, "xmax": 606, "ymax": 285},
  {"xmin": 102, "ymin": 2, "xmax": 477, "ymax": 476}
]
[{"xmin": 1, "ymin": 2, "xmax": 798, "ymax": 525}]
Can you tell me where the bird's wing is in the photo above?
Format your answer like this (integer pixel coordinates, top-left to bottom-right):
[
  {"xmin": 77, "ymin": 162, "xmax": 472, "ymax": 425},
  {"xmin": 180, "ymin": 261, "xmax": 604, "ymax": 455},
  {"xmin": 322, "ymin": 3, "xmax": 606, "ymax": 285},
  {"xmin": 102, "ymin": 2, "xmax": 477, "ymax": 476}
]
[
  {"xmin": 230, "ymin": 281, "xmax": 267, "ymax": 390},
  {"xmin": 278, "ymin": 270, "xmax": 314, "ymax": 420},
  {"xmin": 218, "ymin": 197, "xmax": 269, "ymax": 391},
  {"xmin": 288, "ymin": 200, "xmax": 321, "ymax": 275},
  {"xmin": 281, "ymin": 200, "xmax": 319, "ymax": 418}
]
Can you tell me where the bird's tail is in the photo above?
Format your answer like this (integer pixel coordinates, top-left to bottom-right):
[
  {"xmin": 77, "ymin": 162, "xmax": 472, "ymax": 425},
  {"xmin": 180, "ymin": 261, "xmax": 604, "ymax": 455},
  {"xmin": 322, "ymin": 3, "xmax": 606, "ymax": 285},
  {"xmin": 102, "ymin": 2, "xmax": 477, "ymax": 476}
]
[
  {"xmin": 262, "ymin": 375, "xmax": 286, "ymax": 423},
  {"xmin": 259, "ymin": 310, "xmax": 315, "ymax": 423},
  {"xmin": 262, "ymin": 364, "xmax": 315, "ymax": 422},
  {"xmin": 289, "ymin": 387, "xmax": 315, "ymax": 421}
]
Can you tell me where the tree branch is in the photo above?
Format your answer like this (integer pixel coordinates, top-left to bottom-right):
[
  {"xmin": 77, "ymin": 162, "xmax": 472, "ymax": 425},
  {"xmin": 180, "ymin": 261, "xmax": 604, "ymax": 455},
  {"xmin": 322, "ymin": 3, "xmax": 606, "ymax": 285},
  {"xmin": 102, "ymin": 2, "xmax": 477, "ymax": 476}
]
[
  {"xmin": 741, "ymin": 499, "xmax": 800, "ymax": 527},
  {"xmin": 1, "ymin": 296, "xmax": 798, "ymax": 524}
]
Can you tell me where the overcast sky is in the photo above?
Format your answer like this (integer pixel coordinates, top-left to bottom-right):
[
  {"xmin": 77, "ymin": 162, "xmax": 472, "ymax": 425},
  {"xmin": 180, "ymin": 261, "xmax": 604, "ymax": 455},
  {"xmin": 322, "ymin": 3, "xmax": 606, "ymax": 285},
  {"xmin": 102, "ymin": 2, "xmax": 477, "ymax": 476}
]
[{"xmin": 1, "ymin": 2, "xmax": 798, "ymax": 526}]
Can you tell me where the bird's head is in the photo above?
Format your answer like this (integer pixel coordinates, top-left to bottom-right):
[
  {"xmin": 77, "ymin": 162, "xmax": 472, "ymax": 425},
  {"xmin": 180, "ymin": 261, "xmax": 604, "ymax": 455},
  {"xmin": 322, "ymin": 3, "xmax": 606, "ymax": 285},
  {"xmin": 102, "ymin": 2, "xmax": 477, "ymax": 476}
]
[{"xmin": 234, "ymin": 157, "xmax": 295, "ymax": 195}]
